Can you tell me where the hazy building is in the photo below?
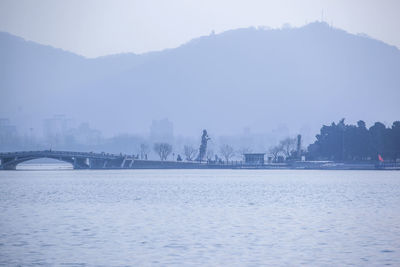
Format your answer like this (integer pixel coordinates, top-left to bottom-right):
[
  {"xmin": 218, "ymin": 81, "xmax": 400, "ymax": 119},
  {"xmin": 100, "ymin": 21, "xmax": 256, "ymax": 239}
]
[
  {"xmin": 72, "ymin": 123, "xmax": 102, "ymax": 146},
  {"xmin": 43, "ymin": 115, "xmax": 75, "ymax": 146}
]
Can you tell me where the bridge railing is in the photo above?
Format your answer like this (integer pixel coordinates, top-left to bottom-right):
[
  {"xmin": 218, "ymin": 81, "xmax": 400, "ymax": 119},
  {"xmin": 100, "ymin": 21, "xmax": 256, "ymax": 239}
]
[{"xmin": 0, "ymin": 150, "xmax": 124, "ymax": 159}]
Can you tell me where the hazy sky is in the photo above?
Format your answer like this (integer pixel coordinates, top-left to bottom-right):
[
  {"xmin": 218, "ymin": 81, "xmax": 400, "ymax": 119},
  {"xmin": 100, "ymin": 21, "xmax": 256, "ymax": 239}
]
[{"xmin": 0, "ymin": 0, "xmax": 399, "ymax": 58}]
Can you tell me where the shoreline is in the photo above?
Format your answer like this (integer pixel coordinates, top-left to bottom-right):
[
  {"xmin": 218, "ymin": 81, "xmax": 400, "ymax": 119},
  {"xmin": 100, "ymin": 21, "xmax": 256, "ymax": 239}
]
[{"xmin": 9, "ymin": 161, "xmax": 400, "ymax": 171}]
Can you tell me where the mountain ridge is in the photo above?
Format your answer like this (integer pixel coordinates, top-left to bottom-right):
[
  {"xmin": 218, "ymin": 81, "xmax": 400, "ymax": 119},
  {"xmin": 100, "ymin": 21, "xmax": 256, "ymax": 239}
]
[{"xmin": 1, "ymin": 22, "xmax": 399, "ymax": 142}]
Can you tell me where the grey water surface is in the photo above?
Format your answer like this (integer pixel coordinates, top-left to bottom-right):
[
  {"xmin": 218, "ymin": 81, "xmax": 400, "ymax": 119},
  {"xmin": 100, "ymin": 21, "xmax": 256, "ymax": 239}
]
[{"xmin": 1, "ymin": 165, "xmax": 399, "ymax": 266}]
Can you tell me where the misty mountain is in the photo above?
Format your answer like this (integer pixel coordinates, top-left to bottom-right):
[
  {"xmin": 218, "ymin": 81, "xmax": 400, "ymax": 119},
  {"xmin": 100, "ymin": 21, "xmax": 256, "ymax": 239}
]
[{"xmin": 1, "ymin": 22, "xmax": 399, "ymax": 140}]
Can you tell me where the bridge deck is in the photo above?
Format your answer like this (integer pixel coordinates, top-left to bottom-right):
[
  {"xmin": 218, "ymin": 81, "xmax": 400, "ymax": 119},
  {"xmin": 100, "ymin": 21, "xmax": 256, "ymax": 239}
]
[{"xmin": 0, "ymin": 150, "xmax": 122, "ymax": 159}]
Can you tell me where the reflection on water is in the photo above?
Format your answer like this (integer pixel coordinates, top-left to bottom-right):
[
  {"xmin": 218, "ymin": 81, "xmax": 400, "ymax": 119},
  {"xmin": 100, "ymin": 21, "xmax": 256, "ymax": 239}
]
[
  {"xmin": 17, "ymin": 163, "xmax": 73, "ymax": 171},
  {"xmin": 0, "ymin": 168, "xmax": 399, "ymax": 266}
]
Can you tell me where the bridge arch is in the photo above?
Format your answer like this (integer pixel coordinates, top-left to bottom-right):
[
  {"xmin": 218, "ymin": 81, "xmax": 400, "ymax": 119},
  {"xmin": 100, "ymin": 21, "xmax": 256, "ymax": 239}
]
[
  {"xmin": 15, "ymin": 157, "xmax": 74, "ymax": 170},
  {"xmin": 1, "ymin": 155, "xmax": 76, "ymax": 170},
  {"xmin": 1, "ymin": 150, "xmax": 123, "ymax": 170}
]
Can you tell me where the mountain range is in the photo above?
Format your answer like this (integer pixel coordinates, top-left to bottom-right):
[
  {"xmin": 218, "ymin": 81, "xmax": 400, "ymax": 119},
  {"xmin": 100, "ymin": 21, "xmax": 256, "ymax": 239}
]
[{"xmin": 1, "ymin": 22, "xmax": 399, "ymax": 141}]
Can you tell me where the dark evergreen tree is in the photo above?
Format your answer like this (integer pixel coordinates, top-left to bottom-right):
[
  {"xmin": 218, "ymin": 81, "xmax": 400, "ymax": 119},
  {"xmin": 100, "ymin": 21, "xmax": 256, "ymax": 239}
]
[
  {"xmin": 392, "ymin": 121, "xmax": 400, "ymax": 160},
  {"xmin": 307, "ymin": 119, "xmax": 400, "ymax": 162},
  {"xmin": 368, "ymin": 122, "xmax": 386, "ymax": 160}
]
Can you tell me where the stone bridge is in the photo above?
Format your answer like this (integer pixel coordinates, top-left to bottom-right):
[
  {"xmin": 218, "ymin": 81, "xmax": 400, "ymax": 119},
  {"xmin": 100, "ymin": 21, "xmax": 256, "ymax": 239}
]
[
  {"xmin": 0, "ymin": 150, "xmax": 131, "ymax": 170},
  {"xmin": 0, "ymin": 150, "xmax": 288, "ymax": 170}
]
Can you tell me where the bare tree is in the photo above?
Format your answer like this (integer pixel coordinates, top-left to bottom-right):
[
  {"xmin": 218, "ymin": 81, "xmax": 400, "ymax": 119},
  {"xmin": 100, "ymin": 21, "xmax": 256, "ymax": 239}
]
[
  {"xmin": 220, "ymin": 144, "xmax": 235, "ymax": 162},
  {"xmin": 269, "ymin": 145, "xmax": 283, "ymax": 162},
  {"xmin": 279, "ymin": 137, "xmax": 297, "ymax": 158},
  {"xmin": 153, "ymin": 143, "xmax": 172, "ymax": 160},
  {"xmin": 139, "ymin": 143, "xmax": 150, "ymax": 159},
  {"xmin": 184, "ymin": 145, "xmax": 197, "ymax": 161}
]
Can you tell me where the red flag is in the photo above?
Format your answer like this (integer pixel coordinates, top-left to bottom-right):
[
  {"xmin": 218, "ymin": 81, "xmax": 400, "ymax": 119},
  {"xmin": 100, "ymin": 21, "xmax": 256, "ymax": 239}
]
[{"xmin": 378, "ymin": 154, "xmax": 384, "ymax": 162}]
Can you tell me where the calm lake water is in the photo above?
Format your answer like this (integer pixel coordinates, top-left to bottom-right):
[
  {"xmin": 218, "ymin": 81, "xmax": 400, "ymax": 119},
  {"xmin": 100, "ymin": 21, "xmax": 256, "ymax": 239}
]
[{"xmin": 1, "ymin": 164, "xmax": 400, "ymax": 266}]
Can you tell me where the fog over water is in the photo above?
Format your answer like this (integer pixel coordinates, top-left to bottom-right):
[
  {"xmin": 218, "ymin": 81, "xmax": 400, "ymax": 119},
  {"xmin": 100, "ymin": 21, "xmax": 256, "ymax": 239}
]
[{"xmin": 1, "ymin": 168, "xmax": 399, "ymax": 266}]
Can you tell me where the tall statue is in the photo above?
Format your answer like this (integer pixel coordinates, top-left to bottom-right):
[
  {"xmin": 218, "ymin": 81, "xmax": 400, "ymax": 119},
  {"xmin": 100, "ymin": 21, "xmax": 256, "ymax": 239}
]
[{"xmin": 196, "ymin": 129, "xmax": 210, "ymax": 162}]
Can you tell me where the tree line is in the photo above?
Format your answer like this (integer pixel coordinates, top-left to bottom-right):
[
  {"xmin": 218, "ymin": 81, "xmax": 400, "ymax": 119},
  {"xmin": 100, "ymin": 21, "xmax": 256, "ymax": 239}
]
[
  {"xmin": 140, "ymin": 120, "xmax": 400, "ymax": 163},
  {"xmin": 151, "ymin": 142, "xmax": 239, "ymax": 162},
  {"xmin": 307, "ymin": 119, "xmax": 400, "ymax": 162}
]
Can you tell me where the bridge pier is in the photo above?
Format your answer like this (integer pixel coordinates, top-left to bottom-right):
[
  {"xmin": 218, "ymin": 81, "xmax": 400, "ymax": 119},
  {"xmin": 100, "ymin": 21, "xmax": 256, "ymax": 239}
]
[
  {"xmin": 1, "ymin": 164, "xmax": 17, "ymax": 170},
  {"xmin": 73, "ymin": 157, "xmax": 90, "ymax": 169},
  {"xmin": 88, "ymin": 158, "xmax": 105, "ymax": 169},
  {"xmin": 0, "ymin": 157, "xmax": 17, "ymax": 170}
]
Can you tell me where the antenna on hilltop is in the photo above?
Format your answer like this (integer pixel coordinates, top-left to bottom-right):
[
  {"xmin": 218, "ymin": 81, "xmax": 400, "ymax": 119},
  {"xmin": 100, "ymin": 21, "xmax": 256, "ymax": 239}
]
[{"xmin": 321, "ymin": 9, "xmax": 324, "ymax": 22}]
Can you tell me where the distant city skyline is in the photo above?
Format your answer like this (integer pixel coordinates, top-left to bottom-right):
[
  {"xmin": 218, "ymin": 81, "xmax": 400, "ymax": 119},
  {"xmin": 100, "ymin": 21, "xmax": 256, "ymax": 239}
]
[{"xmin": 0, "ymin": 0, "xmax": 399, "ymax": 57}]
